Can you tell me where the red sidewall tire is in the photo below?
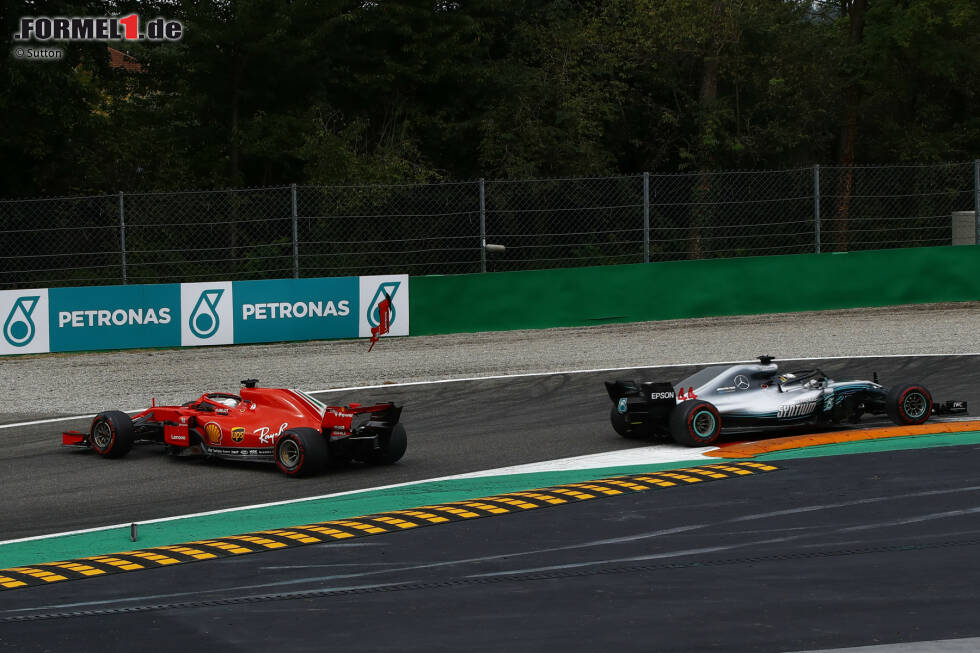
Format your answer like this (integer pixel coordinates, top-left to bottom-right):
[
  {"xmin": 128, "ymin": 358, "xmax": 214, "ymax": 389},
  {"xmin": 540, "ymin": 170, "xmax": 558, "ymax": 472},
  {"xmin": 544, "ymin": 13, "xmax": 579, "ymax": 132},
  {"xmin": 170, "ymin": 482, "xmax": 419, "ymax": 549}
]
[
  {"xmin": 669, "ymin": 400, "xmax": 721, "ymax": 447},
  {"xmin": 90, "ymin": 411, "xmax": 134, "ymax": 458},
  {"xmin": 90, "ymin": 417, "xmax": 116, "ymax": 455},
  {"xmin": 275, "ymin": 428, "xmax": 327, "ymax": 477},
  {"xmin": 887, "ymin": 384, "xmax": 933, "ymax": 425}
]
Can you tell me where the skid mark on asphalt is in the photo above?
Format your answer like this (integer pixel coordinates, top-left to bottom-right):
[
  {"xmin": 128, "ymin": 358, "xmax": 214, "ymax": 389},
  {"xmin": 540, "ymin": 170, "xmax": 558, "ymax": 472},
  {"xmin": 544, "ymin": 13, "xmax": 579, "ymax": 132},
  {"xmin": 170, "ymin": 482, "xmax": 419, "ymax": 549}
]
[
  {"xmin": 11, "ymin": 478, "xmax": 980, "ymax": 615},
  {"xmin": 726, "ymin": 484, "xmax": 980, "ymax": 522},
  {"xmin": 839, "ymin": 506, "xmax": 980, "ymax": 532},
  {"xmin": 0, "ymin": 461, "xmax": 777, "ymax": 591},
  {"xmin": 466, "ymin": 507, "xmax": 980, "ymax": 578},
  {"xmin": 15, "ymin": 502, "xmax": 979, "ymax": 618}
]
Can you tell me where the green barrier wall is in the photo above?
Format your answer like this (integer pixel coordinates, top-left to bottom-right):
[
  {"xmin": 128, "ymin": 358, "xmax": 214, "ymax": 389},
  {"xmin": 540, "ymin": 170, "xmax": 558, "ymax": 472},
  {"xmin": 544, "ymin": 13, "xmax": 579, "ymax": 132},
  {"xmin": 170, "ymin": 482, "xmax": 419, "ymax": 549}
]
[{"xmin": 410, "ymin": 246, "xmax": 980, "ymax": 335}]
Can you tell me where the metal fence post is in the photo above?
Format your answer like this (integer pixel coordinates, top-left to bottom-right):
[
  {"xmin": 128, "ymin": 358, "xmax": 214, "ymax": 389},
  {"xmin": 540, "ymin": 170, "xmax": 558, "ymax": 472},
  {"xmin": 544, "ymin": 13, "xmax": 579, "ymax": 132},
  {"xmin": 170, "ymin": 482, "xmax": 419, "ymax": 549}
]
[
  {"xmin": 974, "ymin": 160, "xmax": 979, "ymax": 245},
  {"xmin": 291, "ymin": 183, "xmax": 299, "ymax": 278},
  {"xmin": 643, "ymin": 172, "xmax": 650, "ymax": 263},
  {"xmin": 813, "ymin": 164, "xmax": 821, "ymax": 254},
  {"xmin": 119, "ymin": 191, "xmax": 127, "ymax": 284},
  {"xmin": 479, "ymin": 178, "xmax": 487, "ymax": 273}
]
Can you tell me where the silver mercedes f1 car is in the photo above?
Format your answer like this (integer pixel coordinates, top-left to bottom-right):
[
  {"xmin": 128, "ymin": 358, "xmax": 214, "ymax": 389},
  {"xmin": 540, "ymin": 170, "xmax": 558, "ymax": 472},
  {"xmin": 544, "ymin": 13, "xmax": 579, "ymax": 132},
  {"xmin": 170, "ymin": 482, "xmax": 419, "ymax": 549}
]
[{"xmin": 606, "ymin": 356, "xmax": 967, "ymax": 447}]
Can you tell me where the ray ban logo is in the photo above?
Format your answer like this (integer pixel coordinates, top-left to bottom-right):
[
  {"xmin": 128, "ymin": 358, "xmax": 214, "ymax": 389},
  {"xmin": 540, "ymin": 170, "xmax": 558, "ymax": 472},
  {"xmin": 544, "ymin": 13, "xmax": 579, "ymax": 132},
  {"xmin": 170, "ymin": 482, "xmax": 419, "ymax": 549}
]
[{"xmin": 13, "ymin": 15, "xmax": 183, "ymax": 43}]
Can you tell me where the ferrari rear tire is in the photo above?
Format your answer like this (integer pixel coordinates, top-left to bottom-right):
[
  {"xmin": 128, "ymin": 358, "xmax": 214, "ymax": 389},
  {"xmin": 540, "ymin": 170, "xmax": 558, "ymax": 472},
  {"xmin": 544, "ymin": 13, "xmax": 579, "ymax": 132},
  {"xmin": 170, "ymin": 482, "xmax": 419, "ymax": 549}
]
[
  {"xmin": 275, "ymin": 428, "xmax": 328, "ymax": 477},
  {"xmin": 371, "ymin": 423, "xmax": 407, "ymax": 465},
  {"xmin": 610, "ymin": 406, "xmax": 644, "ymax": 439},
  {"xmin": 89, "ymin": 411, "xmax": 135, "ymax": 458},
  {"xmin": 886, "ymin": 383, "xmax": 933, "ymax": 426},
  {"xmin": 669, "ymin": 400, "xmax": 721, "ymax": 447}
]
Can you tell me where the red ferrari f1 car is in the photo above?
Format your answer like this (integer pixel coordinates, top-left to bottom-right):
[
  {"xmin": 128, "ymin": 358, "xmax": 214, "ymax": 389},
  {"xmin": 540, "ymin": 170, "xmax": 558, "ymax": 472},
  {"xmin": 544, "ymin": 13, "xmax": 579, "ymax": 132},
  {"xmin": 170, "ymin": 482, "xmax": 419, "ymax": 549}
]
[{"xmin": 62, "ymin": 379, "xmax": 406, "ymax": 477}]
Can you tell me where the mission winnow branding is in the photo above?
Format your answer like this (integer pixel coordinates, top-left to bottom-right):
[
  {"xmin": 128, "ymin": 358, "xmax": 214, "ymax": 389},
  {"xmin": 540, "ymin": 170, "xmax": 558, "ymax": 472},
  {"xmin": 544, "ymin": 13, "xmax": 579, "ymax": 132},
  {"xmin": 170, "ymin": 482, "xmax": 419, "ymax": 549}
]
[{"xmin": 0, "ymin": 275, "xmax": 408, "ymax": 354}]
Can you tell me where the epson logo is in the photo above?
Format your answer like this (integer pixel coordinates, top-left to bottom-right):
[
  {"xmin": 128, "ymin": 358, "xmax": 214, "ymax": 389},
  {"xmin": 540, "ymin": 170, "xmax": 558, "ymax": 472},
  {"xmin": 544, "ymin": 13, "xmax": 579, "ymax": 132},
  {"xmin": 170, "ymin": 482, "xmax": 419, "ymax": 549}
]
[{"xmin": 650, "ymin": 392, "xmax": 675, "ymax": 400}]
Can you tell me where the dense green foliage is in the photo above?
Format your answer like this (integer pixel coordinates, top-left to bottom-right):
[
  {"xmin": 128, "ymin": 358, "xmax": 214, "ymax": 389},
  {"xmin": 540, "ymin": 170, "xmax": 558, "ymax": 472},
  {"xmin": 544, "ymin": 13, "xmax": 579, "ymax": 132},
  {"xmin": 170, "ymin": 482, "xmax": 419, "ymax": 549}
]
[{"xmin": 2, "ymin": 0, "xmax": 978, "ymax": 197}]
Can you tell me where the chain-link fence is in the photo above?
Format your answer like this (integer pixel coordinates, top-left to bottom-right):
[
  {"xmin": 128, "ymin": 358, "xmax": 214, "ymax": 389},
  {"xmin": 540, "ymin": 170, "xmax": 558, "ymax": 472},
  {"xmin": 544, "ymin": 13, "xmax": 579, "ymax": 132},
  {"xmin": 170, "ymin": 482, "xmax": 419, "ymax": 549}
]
[{"xmin": 1, "ymin": 162, "xmax": 977, "ymax": 289}]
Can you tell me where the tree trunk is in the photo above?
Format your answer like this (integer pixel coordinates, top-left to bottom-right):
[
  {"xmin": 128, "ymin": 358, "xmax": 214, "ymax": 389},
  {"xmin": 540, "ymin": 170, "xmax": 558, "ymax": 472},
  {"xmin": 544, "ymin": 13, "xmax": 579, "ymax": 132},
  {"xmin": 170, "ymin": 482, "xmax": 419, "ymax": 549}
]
[
  {"xmin": 835, "ymin": 0, "xmax": 868, "ymax": 252},
  {"xmin": 689, "ymin": 0, "xmax": 725, "ymax": 260},
  {"xmin": 228, "ymin": 57, "xmax": 242, "ymax": 267}
]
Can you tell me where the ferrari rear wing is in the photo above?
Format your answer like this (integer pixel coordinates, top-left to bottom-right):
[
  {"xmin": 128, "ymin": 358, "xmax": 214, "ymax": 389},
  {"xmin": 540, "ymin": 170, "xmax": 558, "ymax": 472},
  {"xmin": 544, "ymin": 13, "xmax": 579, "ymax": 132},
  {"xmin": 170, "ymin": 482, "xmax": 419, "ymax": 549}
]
[
  {"xmin": 366, "ymin": 403, "xmax": 402, "ymax": 426},
  {"xmin": 343, "ymin": 402, "xmax": 402, "ymax": 425}
]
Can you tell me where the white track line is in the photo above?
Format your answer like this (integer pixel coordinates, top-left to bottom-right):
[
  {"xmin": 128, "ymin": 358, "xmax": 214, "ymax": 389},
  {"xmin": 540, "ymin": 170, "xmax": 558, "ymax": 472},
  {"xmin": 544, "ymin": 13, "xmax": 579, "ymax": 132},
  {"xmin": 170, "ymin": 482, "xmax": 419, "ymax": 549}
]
[
  {"xmin": 0, "ymin": 446, "xmax": 705, "ymax": 546},
  {"xmin": 0, "ymin": 412, "xmax": 143, "ymax": 429},
  {"xmin": 0, "ymin": 475, "xmax": 475, "ymax": 546}
]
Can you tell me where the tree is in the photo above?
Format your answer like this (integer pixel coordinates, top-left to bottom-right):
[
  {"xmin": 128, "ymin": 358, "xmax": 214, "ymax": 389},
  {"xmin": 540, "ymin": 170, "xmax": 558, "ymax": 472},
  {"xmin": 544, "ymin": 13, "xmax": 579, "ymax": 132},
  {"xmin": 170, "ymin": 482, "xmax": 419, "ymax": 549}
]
[
  {"xmin": 476, "ymin": 3, "xmax": 622, "ymax": 178},
  {"xmin": 824, "ymin": 0, "xmax": 980, "ymax": 250},
  {"xmin": 0, "ymin": 1, "xmax": 120, "ymax": 196}
]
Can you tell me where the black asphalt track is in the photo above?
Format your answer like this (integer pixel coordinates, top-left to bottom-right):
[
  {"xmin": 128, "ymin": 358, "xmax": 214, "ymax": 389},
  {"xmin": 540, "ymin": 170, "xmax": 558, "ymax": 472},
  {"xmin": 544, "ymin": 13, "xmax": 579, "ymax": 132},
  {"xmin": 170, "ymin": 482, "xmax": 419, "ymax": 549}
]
[
  {"xmin": 1, "ymin": 444, "xmax": 979, "ymax": 652},
  {"xmin": 1, "ymin": 355, "xmax": 979, "ymax": 540}
]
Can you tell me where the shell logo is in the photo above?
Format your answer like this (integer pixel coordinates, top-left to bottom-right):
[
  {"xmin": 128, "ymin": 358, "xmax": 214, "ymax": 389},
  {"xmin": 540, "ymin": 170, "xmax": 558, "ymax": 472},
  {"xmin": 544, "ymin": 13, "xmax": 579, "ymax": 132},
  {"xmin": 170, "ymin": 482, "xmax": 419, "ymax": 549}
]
[{"xmin": 204, "ymin": 422, "xmax": 222, "ymax": 445}]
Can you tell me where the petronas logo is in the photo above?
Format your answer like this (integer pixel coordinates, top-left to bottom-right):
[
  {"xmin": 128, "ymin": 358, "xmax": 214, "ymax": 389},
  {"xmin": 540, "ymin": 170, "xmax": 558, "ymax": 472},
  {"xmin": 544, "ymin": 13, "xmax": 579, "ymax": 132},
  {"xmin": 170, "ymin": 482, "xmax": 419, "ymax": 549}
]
[
  {"xmin": 3, "ymin": 296, "xmax": 39, "ymax": 347},
  {"xmin": 367, "ymin": 282, "xmax": 399, "ymax": 328},
  {"xmin": 189, "ymin": 289, "xmax": 223, "ymax": 339}
]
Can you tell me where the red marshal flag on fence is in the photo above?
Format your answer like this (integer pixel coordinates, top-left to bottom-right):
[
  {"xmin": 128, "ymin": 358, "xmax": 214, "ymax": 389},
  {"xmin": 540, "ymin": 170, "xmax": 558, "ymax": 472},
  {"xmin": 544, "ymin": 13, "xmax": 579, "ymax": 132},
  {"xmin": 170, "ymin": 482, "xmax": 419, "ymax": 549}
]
[{"xmin": 368, "ymin": 290, "xmax": 392, "ymax": 352}]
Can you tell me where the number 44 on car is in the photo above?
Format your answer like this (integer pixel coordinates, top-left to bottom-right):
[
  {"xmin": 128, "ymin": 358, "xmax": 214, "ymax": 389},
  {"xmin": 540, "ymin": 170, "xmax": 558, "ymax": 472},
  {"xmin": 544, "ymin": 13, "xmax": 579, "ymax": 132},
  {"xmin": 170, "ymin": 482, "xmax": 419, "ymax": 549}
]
[{"xmin": 606, "ymin": 356, "xmax": 966, "ymax": 446}]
